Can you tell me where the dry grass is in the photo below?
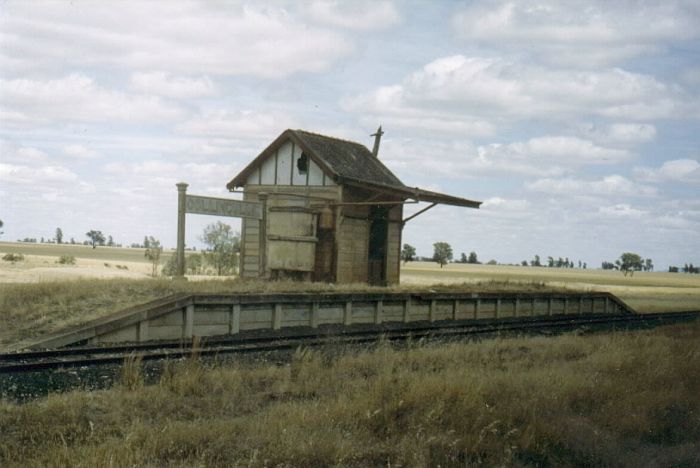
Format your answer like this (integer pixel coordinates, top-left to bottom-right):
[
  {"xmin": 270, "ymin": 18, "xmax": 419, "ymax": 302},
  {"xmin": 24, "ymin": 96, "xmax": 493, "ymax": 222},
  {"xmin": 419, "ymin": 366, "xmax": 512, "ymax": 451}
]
[
  {"xmin": 1, "ymin": 321, "xmax": 699, "ymax": 466},
  {"xmin": 403, "ymin": 263, "xmax": 700, "ymax": 313},
  {"xmin": 0, "ymin": 277, "xmax": 563, "ymax": 349}
]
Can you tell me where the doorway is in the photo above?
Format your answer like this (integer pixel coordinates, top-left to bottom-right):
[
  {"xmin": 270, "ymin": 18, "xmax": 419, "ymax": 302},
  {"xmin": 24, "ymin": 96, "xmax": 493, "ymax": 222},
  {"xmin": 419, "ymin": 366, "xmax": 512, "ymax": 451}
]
[{"xmin": 367, "ymin": 206, "xmax": 388, "ymax": 285}]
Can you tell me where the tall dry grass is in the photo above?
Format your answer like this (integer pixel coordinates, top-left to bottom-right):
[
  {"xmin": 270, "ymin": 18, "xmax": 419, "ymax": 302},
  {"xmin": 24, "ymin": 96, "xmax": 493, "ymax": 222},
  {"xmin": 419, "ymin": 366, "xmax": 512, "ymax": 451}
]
[
  {"xmin": 1, "ymin": 321, "xmax": 698, "ymax": 466},
  {"xmin": 0, "ymin": 278, "xmax": 563, "ymax": 348}
]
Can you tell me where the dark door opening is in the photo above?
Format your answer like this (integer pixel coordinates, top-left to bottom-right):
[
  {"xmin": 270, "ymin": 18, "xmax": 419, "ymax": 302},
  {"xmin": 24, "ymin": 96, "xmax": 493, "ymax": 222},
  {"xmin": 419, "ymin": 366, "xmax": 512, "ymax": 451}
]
[{"xmin": 368, "ymin": 206, "xmax": 388, "ymax": 285}]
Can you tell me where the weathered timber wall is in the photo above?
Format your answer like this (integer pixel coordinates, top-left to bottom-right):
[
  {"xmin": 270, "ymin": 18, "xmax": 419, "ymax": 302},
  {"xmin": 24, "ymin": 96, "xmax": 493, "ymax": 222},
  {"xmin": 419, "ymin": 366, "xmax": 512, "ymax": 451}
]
[{"xmin": 24, "ymin": 291, "xmax": 636, "ymax": 349}]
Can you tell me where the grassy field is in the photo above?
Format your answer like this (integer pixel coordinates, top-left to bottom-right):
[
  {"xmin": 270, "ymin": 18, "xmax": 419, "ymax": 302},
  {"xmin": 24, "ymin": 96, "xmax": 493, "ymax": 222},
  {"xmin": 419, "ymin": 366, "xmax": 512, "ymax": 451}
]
[
  {"xmin": 1, "ymin": 243, "xmax": 699, "ymax": 465},
  {"xmin": 0, "ymin": 241, "xmax": 175, "ymax": 263},
  {"xmin": 1, "ymin": 321, "xmax": 698, "ymax": 466},
  {"xmin": 0, "ymin": 241, "xmax": 699, "ymax": 348},
  {"xmin": 402, "ymin": 262, "xmax": 700, "ymax": 313}
]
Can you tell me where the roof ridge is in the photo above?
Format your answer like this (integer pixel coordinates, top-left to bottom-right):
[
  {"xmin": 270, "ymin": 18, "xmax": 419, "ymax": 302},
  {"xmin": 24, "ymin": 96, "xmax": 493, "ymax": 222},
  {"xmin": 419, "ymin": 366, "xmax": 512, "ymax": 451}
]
[{"xmin": 293, "ymin": 129, "xmax": 369, "ymax": 149}]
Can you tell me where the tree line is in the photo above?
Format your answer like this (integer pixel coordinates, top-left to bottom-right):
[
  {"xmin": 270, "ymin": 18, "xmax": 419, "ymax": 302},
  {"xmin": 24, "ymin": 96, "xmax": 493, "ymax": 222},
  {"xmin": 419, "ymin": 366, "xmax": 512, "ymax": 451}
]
[{"xmin": 398, "ymin": 242, "xmax": 700, "ymax": 276}]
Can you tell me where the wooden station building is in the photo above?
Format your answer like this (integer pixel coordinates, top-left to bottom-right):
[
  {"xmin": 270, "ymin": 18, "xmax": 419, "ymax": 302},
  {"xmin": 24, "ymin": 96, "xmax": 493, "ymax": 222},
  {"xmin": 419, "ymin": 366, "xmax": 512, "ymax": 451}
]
[{"xmin": 227, "ymin": 128, "xmax": 481, "ymax": 285}]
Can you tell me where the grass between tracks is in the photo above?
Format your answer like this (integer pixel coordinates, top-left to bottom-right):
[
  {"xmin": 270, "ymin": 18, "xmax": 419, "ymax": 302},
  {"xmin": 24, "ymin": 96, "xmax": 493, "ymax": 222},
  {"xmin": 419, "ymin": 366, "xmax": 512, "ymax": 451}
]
[
  {"xmin": 0, "ymin": 277, "xmax": 564, "ymax": 349},
  {"xmin": 1, "ymin": 321, "xmax": 699, "ymax": 466}
]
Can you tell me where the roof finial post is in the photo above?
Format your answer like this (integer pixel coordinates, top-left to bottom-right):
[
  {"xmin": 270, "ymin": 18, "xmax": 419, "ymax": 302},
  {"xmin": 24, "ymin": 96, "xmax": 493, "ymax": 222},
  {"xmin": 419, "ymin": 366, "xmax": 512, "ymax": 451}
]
[{"xmin": 371, "ymin": 125, "xmax": 384, "ymax": 158}]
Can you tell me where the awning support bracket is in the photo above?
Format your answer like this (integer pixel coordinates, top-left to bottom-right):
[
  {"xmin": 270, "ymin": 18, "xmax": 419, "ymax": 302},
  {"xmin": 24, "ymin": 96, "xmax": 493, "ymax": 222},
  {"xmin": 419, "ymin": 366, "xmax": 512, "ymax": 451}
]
[{"xmin": 402, "ymin": 202, "xmax": 437, "ymax": 224}]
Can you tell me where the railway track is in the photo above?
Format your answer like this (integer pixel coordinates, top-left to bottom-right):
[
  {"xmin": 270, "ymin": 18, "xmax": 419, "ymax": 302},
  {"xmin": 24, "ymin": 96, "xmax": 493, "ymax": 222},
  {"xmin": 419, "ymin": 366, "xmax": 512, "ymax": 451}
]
[{"xmin": 2, "ymin": 311, "xmax": 699, "ymax": 374}]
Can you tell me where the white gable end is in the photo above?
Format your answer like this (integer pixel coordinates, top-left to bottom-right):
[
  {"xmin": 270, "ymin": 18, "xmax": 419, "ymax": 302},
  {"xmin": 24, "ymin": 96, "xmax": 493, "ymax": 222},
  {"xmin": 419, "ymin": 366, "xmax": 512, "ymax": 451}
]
[{"xmin": 245, "ymin": 138, "xmax": 335, "ymax": 187}]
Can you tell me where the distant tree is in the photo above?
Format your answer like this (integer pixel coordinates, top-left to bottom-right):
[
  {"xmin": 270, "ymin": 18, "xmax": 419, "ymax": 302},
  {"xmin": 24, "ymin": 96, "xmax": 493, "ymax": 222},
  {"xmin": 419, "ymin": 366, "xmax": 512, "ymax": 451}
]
[
  {"xmin": 618, "ymin": 252, "xmax": 643, "ymax": 277},
  {"xmin": 401, "ymin": 244, "xmax": 416, "ymax": 264},
  {"xmin": 521, "ymin": 260, "xmax": 528, "ymax": 266},
  {"xmin": 486, "ymin": 259, "xmax": 497, "ymax": 265},
  {"xmin": 467, "ymin": 251, "xmax": 479, "ymax": 264},
  {"xmin": 143, "ymin": 236, "xmax": 150, "ymax": 249},
  {"xmin": 460, "ymin": 252, "xmax": 468, "ymax": 264},
  {"xmin": 144, "ymin": 236, "xmax": 162, "ymax": 277},
  {"xmin": 644, "ymin": 258, "xmax": 653, "ymax": 272},
  {"xmin": 583, "ymin": 263, "xmax": 587, "ymax": 269},
  {"xmin": 107, "ymin": 235, "xmax": 115, "ymax": 247},
  {"xmin": 70, "ymin": 237, "xmax": 76, "ymax": 244},
  {"xmin": 530, "ymin": 255, "xmax": 541, "ymax": 267},
  {"xmin": 602, "ymin": 261, "xmax": 616, "ymax": 270},
  {"xmin": 0, "ymin": 219, "xmax": 4, "ymax": 236},
  {"xmin": 432, "ymin": 242, "xmax": 453, "ymax": 268},
  {"xmin": 40, "ymin": 237, "xmax": 44, "ymax": 243},
  {"xmin": 669, "ymin": 266, "xmax": 679, "ymax": 273},
  {"xmin": 547, "ymin": 256, "xmax": 554, "ymax": 267},
  {"xmin": 201, "ymin": 221, "xmax": 240, "ymax": 275},
  {"xmin": 55, "ymin": 227, "xmax": 63, "ymax": 244},
  {"xmin": 86, "ymin": 230, "xmax": 106, "ymax": 249}
]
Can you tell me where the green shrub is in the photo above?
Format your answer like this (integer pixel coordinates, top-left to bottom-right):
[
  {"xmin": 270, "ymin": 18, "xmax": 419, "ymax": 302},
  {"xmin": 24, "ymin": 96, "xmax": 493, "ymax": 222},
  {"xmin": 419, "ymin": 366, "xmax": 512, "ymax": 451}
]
[
  {"xmin": 2, "ymin": 253, "xmax": 25, "ymax": 262},
  {"xmin": 57, "ymin": 255, "xmax": 76, "ymax": 265}
]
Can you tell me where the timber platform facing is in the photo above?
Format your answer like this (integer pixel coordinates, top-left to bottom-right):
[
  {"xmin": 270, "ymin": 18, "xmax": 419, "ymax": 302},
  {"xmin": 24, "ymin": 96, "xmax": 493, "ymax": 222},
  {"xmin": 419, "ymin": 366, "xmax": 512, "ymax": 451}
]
[{"xmin": 13, "ymin": 291, "xmax": 634, "ymax": 350}]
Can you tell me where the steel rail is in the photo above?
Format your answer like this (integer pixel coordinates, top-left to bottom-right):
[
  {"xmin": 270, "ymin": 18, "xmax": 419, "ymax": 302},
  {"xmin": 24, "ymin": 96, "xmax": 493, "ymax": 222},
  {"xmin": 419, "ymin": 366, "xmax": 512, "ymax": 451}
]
[{"xmin": 1, "ymin": 311, "xmax": 698, "ymax": 374}]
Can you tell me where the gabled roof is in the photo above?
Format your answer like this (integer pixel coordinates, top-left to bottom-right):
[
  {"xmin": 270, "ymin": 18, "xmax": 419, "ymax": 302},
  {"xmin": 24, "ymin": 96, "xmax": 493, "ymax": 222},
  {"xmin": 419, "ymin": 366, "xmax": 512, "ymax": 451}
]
[
  {"xmin": 227, "ymin": 129, "xmax": 481, "ymax": 209},
  {"xmin": 226, "ymin": 129, "xmax": 405, "ymax": 190}
]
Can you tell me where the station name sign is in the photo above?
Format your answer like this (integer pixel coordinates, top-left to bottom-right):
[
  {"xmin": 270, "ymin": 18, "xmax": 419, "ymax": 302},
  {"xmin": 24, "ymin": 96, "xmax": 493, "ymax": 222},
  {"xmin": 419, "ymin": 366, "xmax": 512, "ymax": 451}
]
[{"xmin": 185, "ymin": 194, "xmax": 262, "ymax": 220}]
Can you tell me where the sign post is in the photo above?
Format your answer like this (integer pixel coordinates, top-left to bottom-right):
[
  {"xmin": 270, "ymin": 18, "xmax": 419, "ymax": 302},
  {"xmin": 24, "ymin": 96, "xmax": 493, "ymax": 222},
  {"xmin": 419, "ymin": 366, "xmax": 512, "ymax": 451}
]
[
  {"xmin": 175, "ymin": 182, "xmax": 263, "ymax": 279},
  {"xmin": 176, "ymin": 182, "xmax": 189, "ymax": 278}
]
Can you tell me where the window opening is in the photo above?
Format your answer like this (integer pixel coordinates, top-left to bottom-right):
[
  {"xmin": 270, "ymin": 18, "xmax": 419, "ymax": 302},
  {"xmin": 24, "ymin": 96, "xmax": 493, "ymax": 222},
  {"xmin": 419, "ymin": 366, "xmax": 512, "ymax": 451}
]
[{"xmin": 297, "ymin": 152, "xmax": 309, "ymax": 174}]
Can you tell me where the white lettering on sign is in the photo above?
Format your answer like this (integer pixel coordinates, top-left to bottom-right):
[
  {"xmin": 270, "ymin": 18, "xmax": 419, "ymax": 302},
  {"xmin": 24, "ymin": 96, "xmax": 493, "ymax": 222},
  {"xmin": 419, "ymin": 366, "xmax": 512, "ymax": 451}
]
[{"xmin": 185, "ymin": 195, "xmax": 263, "ymax": 219}]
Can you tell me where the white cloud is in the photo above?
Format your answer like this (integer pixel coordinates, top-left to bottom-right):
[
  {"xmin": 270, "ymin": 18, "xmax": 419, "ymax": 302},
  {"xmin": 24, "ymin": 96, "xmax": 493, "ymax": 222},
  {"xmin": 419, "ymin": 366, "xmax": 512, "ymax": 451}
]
[
  {"xmin": 634, "ymin": 159, "xmax": 700, "ymax": 183},
  {"xmin": 305, "ymin": 0, "xmax": 401, "ymax": 29},
  {"xmin": 176, "ymin": 109, "xmax": 297, "ymax": 138},
  {"xmin": 0, "ymin": 2, "xmax": 352, "ymax": 78},
  {"xmin": 381, "ymin": 135, "xmax": 630, "ymax": 181},
  {"xmin": 0, "ymin": 163, "xmax": 78, "ymax": 185},
  {"xmin": 344, "ymin": 56, "xmax": 697, "ymax": 131},
  {"xmin": 478, "ymin": 136, "xmax": 630, "ymax": 171},
  {"xmin": 63, "ymin": 144, "xmax": 99, "ymax": 159},
  {"xmin": 0, "ymin": 74, "xmax": 184, "ymax": 125},
  {"xmin": 577, "ymin": 122, "xmax": 657, "ymax": 146},
  {"xmin": 526, "ymin": 175, "xmax": 657, "ymax": 196},
  {"xmin": 598, "ymin": 204, "xmax": 648, "ymax": 219},
  {"xmin": 452, "ymin": 1, "xmax": 700, "ymax": 66},
  {"xmin": 129, "ymin": 72, "xmax": 216, "ymax": 99},
  {"xmin": 0, "ymin": 141, "xmax": 49, "ymax": 164}
]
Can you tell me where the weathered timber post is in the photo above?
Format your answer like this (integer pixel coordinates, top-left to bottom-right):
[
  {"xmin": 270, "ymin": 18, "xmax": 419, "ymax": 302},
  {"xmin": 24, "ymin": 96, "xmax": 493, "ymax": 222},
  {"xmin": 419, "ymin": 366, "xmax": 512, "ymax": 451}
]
[
  {"xmin": 184, "ymin": 304, "xmax": 194, "ymax": 339},
  {"xmin": 429, "ymin": 299, "xmax": 436, "ymax": 322},
  {"xmin": 230, "ymin": 304, "xmax": 241, "ymax": 334},
  {"xmin": 137, "ymin": 320, "xmax": 149, "ymax": 342},
  {"xmin": 176, "ymin": 182, "xmax": 189, "ymax": 278},
  {"xmin": 258, "ymin": 193, "xmax": 268, "ymax": 278},
  {"xmin": 514, "ymin": 298, "xmax": 520, "ymax": 317},
  {"xmin": 495, "ymin": 299, "xmax": 501, "ymax": 318},
  {"xmin": 474, "ymin": 299, "xmax": 480, "ymax": 319},
  {"xmin": 273, "ymin": 304, "xmax": 282, "ymax": 330},
  {"xmin": 311, "ymin": 302, "xmax": 320, "ymax": 328},
  {"xmin": 403, "ymin": 297, "xmax": 411, "ymax": 322},
  {"xmin": 344, "ymin": 301, "xmax": 353, "ymax": 325},
  {"xmin": 375, "ymin": 300, "xmax": 383, "ymax": 324},
  {"xmin": 453, "ymin": 299, "xmax": 459, "ymax": 320}
]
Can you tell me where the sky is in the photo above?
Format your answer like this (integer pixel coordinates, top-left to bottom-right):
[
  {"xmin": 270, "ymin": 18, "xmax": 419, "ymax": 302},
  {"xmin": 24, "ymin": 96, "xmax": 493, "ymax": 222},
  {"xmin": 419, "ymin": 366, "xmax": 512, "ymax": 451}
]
[{"xmin": 1, "ymin": 0, "xmax": 699, "ymax": 270}]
